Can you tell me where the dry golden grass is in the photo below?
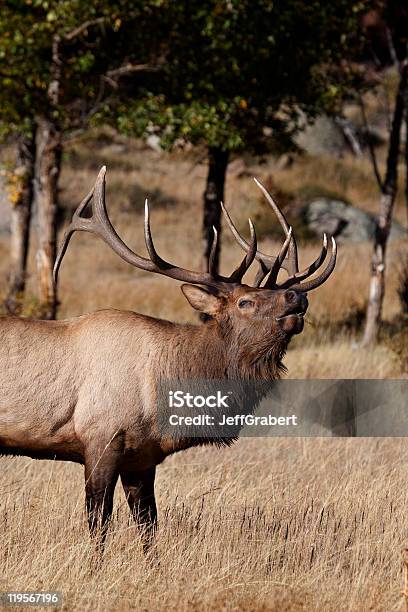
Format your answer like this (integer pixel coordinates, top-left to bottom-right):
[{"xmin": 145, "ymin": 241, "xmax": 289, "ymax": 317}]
[
  {"xmin": 1, "ymin": 136, "xmax": 408, "ymax": 611},
  {"xmin": 285, "ymin": 340, "xmax": 402, "ymax": 379},
  {"xmin": 2, "ymin": 438, "xmax": 408, "ymax": 611}
]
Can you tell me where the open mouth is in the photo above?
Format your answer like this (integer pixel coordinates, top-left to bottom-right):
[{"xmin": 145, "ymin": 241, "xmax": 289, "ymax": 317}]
[{"xmin": 275, "ymin": 305, "xmax": 306, "ymax": 321}]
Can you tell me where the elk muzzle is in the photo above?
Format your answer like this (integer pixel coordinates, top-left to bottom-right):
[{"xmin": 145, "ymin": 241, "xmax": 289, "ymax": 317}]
[{"xmin": 275, "ymin": 290, "xmax": 308, "ymax": 335}]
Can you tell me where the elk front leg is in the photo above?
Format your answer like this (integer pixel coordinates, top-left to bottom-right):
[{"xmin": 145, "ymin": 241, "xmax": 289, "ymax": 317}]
[
  {"xmin": 84, "ymin": 446, "xmax": 121, "ymax": 546},
  {"xmin": 120, "ymin": 466, "xmax": 157, "ymax": 551}
]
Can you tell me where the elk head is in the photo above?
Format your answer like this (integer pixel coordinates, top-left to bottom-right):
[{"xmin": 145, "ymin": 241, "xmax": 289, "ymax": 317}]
[{"xmin": 54, "ymin": 167, "xmax": 336, "ymax": 356}]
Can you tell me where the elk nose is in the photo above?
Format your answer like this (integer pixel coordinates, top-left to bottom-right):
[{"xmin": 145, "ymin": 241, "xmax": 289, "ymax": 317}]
[{"xmin": 285, "ymin": 290, "xmax": 299, "ymax": 304}]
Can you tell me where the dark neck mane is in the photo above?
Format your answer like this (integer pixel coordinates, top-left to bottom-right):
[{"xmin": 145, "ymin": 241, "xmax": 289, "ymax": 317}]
[
  {"xmin": 155, "ymin": 318, "xmax": 289, "ymax": 454},
  {"xmin": 181, "ymin": 319, "xmax": 288, "ymax": 381}
]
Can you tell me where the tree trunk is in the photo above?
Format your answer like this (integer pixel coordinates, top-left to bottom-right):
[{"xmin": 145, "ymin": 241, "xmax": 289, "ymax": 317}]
[
  {"xmin": 4, "ymin": 133, "xmax": 35, "ymax": 315},
  {"xmin": 362, "ymin": 63, "xmax": 408, "ymax": 346},
  {"xmin": 34, "ymin": 116, "xmax": 62, "ymax": 320},
  {"xmin": 202, "ymin": 147, "xmax": 229, "ymax": 274},
  {"xmin": 405, "ymin": 87, "xmax": 408, "ymax": 227}
]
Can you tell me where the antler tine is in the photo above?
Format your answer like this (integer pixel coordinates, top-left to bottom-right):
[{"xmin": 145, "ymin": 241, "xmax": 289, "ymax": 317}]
[
  {"xmin": 253, "ymin": 178, "xmax": 299, "ymax": 275},
  {"xmin": 291, "ymin": 237, "xmax": 337, "ymax": 292},
  {"xmin": 54, "ymin": 166, "xmax": 162, "ymax": 285},
  {"xmin": 90, "ymin": 167, "xmax": 157, "ymax": 272},
  {"xmin": 278, "ymin": 234, "xmax": 328, "ymax": 289},
  {"xmin": 52, "ymin": 194, "xmax": 94, "ymax": 284},
  {"xmin": 53, "ymin": 183, "xmax": 97, "ymax": 284},
  {"xmin": 264, "ymin": 228, "xmax": 293, "ymax": 288},
  {"xmin": 144, "ymin": 199, "xmax": 170, "ymax": 268},
  {"xmin": 208, "ymin": 226, "xmax": 218, "ymax": 275},
  {"xmin": 221, "ymin": 201, "xmax": 292, "ymax": 275},
  {"xmin": 228, "ymin": 219, "xmax": 257, "ymax": 283},
  {"xmin": 254, "ymin": 260, "xmax": 269, "ymax": 288},
  {"xmin": 54, "ymin": 167, "xmax": 335, "ymax": 294},
  {"xmin": 54, "ymin": 166, "xmax": 249, "ymax": 292}
]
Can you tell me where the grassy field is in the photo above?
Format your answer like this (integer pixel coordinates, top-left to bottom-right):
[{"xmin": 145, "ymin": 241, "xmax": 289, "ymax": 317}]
[
  {"xmin": 0, "ymin": 134, "xmax": 408, "ymax": 611},
  {"xmin": 2, "ymin": 438, "xmax": 408, "ymax": 611}
]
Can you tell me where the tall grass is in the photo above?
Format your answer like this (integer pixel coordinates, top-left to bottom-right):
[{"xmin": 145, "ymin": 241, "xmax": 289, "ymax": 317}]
[{"xmin": 1, "ymin": 438, "xmax": 408, "ymax": 611}]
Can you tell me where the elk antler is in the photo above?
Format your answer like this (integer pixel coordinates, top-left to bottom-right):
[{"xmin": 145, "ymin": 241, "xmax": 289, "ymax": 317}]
[
  {"xmin": 221, "ymin": 178, "xmax": 336, "ymax": 291},
  {"xmin": 53, "ymin": 167, "xmax": 257, "ymax": 292}
]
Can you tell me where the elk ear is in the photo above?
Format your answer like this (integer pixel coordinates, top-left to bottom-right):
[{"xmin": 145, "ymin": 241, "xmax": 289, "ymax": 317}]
[{"xmin": 181, "ymin": 284, "xmax": 221, "ymax": 316}]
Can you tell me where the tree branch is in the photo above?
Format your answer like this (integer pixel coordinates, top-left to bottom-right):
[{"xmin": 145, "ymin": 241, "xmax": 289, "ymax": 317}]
[
  {"xmin": 100, "ymin": 62, "xmax": 163, "ymax": 89},
  {"xmin": 385, "ymin": 26, "xmax": 398, "ymax": 67},
  {"xmin": 106, "ymin": 62, "xmax": 162, "ymax": 77},
  {"xmin": 334, "ymin": 116, "xmax": 362, "ymax": 157},
  {"xmin": 47, "ymin": 34, "xmax": 62, "ymax": 107},
  {"xmin": 405, "ymin": 111, "xmax": 408, "ymax": 227},
  {"xmin": 403, "ymin": 63, "xmax": 408, "ymax": 227},
  {"xmin": 358, "ymin": 93, "xmax": 384, "ymax": 191},
  {"xmin": 64, "ymin": 18, "xmax": 106, "ymax": 41}
]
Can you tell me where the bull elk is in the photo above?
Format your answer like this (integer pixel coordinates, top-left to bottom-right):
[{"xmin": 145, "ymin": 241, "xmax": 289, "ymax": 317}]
[{"xmin": 0, "ymin": 167, "xmax": 336, "ymax": 548}]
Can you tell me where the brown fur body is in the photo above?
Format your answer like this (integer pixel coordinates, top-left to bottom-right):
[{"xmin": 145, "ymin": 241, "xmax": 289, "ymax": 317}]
[{"xmin": 0, "ymin": 285, "xmax": 307, "ymax": 546}]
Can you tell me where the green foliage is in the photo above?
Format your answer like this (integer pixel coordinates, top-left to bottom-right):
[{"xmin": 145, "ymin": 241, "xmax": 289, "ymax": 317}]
[
  {"xmin": 115, "ymin": 0, "xmax": 369, "ymax": 153},
  {"xmin": 1, "ymin": 0, "xmax": 370, "ymax": 153},
  {"xmin": 0, "ymin": 0, "xmax": 162, "ymax": 138},
  {"xmin": 116, "ymin": 95, "xmax": 248, "ymax": 150}
]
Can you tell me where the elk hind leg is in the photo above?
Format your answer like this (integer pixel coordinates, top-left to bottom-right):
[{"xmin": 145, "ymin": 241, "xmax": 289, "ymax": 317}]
[{"xmin": 120, "ymin": 466, "xmax": 157, "ymax": 552}]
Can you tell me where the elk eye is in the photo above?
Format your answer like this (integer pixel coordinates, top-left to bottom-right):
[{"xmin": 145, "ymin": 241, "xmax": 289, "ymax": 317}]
[{"xmin": 238, "ymin": 299, "xmax": 254, "ymax": 309}]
